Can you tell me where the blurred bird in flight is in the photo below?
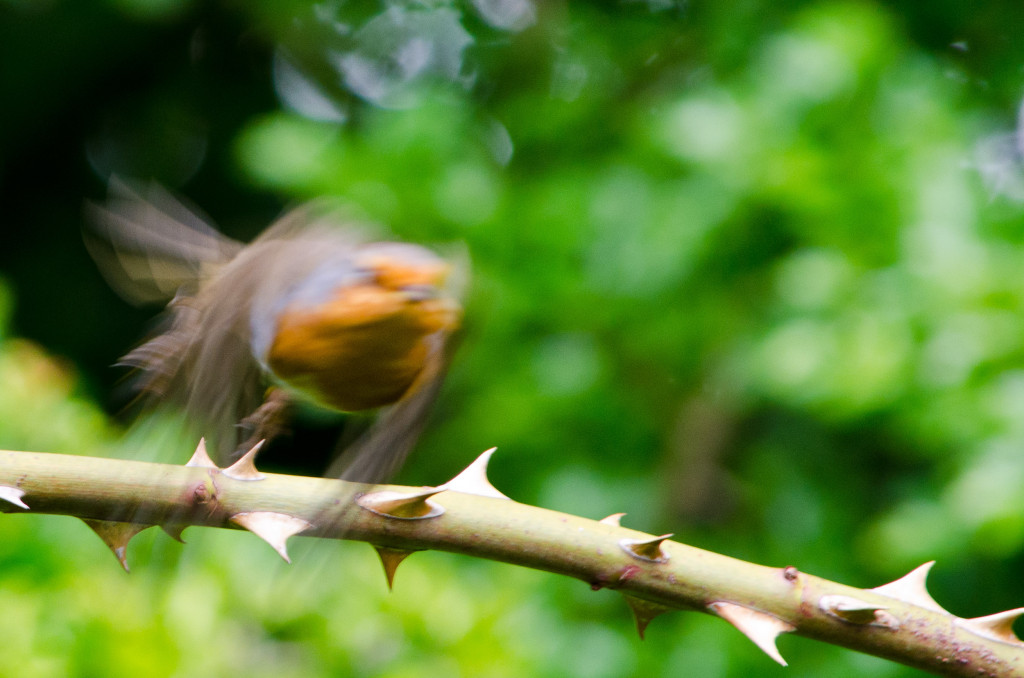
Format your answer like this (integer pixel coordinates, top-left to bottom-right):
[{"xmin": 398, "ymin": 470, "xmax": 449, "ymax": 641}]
[{"xmin": 86, "ymin": 181, "xmax": 463, "ymax": 482}]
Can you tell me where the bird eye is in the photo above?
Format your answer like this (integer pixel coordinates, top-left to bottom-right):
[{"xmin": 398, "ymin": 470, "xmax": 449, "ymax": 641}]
[{"xmin": 349, "ymin": 266, "xmax": 376, "ymax": 284}]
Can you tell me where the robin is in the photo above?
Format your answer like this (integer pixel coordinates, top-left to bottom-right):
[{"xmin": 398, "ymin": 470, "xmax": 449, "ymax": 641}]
[{"xmin": 86, "ymin": 181, "xmax": 463, "ymax": 482}]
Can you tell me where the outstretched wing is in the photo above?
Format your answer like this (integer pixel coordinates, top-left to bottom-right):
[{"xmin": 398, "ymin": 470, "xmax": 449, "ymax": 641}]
[
  {"xmin": 86, "ymin": 181, "xmax": 261, "ymax": 461},
  {"xmin": 84, "ymin": 179, "xmax": 242, "ymax": 305}
]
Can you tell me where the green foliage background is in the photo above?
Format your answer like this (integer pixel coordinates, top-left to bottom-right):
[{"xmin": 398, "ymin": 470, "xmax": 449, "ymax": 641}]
[{"xmin": 3, "ymin": 1, "xmax": 1024, "ymax": 676}]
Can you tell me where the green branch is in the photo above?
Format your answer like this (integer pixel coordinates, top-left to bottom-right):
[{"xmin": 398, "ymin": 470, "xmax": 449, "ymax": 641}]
[{"xmin": 1, "ymin": 443, "xmax": 1022, "ymax": 676}]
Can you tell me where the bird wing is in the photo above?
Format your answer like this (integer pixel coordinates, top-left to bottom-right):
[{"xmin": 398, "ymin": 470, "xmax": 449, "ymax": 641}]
[
  {"xmin": 84, "ymin": 179, "xmax": 243, "ymax": 305},
  {"xmin": 86, "ymin": 181, "xmax": 261, "ymax": 461}
]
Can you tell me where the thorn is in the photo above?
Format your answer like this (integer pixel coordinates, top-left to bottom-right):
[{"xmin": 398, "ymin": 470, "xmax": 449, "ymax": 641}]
[
  {"xmin": 222, "ymin": 440, "xmax": 266, "ymax": 480},
  {"xmin": 0, "ymin": 485, "xmax": 28, "ymax": 509},
  {"xmin": 229, "ymin": 511, "xmax": 311, "ymax": 564},
  {"xmin": 373, "ymin": 545, "xmax": 417, "ymax": 590},
  {"xmin": 619, "ymin": 534, "xmax": 673, "ymax": 563},
  {"xmin": 958, "ymin": 608, "xmax": 1024, "ymax": 645},
  {"xmin": 708, "ymin": 601, "xmax": 794, "ymax": 666},
  {"xmin": 82, "ymin": 519, "xmax": 152, "ymax": 572},
  {"xmin": 161, "ymin": 524, "xmax": 187, "ymax": 543},
  {"xmin": 819, "ymin": 595, "xmax": 892, "ymax": 626},
  {"xmin": 444, "ymin": 448, "xmax": 508, "ymax": 499},
  {"xmin": 357, "ymin": 486, "xmax": 446, "ymax": 520},
  {"xmin": 185, "ymin": 438, "xmax": 217, "ymax": 468},
  {"xmin": 871, "ymin": 561, "xmax": 947, "ymax": 613},
  {"xmin": 622, "ymin": 594, "xmax": 674, "ymax": 639},
  {"xmin": 600, "ymin": 513, "xmax": 626, "ymax": 527}
]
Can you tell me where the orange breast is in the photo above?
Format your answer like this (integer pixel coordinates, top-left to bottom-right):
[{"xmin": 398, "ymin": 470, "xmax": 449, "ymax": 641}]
[{"xmin": 266, "ymin": 284, "xmax": 457, "ymax": 411}]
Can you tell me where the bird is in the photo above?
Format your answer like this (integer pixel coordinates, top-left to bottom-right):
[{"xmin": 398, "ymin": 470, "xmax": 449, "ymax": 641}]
[{"xmin": 85, "ymin": 180, "xmax": 463, "ymax": 482}]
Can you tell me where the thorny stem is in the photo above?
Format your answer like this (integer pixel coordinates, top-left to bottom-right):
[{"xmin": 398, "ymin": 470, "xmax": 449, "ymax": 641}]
[{"xmin": 0, "ymin": 447, "xmax": 1022, "ymax": 677}]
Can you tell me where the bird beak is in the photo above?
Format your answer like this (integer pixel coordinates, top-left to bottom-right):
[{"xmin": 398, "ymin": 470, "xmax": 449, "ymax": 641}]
[{"xmin": 400, "ymin": 284, "xmax": 439, "ymax": 302}]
